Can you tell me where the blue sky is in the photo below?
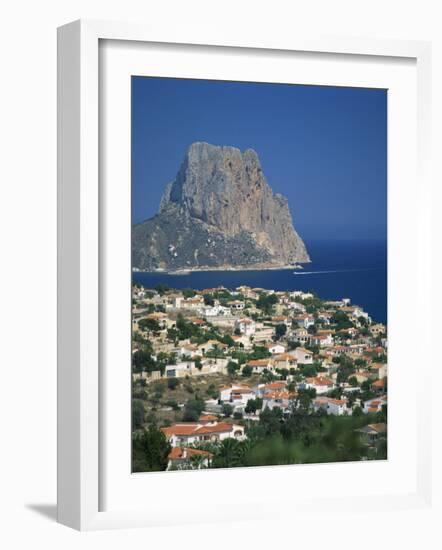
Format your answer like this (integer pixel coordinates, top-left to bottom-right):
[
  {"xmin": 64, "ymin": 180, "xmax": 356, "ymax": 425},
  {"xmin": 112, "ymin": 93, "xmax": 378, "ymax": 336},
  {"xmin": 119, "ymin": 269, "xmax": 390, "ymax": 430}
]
[{"xmin": 132, "ymin": 77, "xmax": 387, "ymax": 241}]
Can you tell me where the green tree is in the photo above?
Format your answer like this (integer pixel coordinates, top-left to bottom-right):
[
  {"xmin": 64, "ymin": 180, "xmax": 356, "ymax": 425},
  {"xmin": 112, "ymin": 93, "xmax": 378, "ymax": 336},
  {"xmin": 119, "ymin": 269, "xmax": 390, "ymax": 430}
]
[
  {"xmin": 154, "ymin": 283, "xmax": 169, "ymax": 296},
  {"xmin": 245, "ymin": 397, "xmax": 263, "ymax": 414},
  {"xmin": 182, "ymin": 288, "xmax": 196, "ymax": 298},
  {"xmin": 222, "ymin": 403, "xmax": 234, "ymax": 417},
  {"xmin": 275, "ymin": 323, "xmax": 287, "ymax": 340},
  {"xmin": 182, "ymin": 397, "xmax": 205, "ymax": 421},
  {"xmin": 203, "ymin": 294, "xmax": 215, "ymax": 306},
  {"xmin": 132, "ymin": 349, "xmax": 156, "ymax": 373},
  {"xmin": 132, "ymin": 399, "xmax": 145, "ymax": 430},
  {"xmin": 212, "ymin": 438, "xmax": 242, "ymax": 468},
  {"xmin": 167, "ymin": 377, "xmax": 179, "ymax": 390},
  {"xmin": 138, "ymin": 318, "xmax": 161, "ymax": 333},
  {"xmin": 256, "ymin": 293, "xmax": 278, "ymax": 314},
  {"xmin": 348, "ymin": 376, "xmax": 358, "ymax": 387},
  {"xmin": 242, "ymin": 365, "xmax": 253, "ymax": 377},
  {"xmin": 132, "ymin": 425, "xmax": 171, "ymax": 472},
  {"xmin": 227, "ymin": 361, "xmax": 239, "ymax": 377}
]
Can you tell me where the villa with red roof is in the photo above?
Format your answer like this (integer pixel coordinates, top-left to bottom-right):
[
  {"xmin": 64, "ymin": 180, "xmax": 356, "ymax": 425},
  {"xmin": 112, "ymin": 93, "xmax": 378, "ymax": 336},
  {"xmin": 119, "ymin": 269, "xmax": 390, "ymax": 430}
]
[
  {"xmin": 161, "ymin": 421, "xmax": 246, "ymax": 447},
  {"xmin": 167, "ymin": 447, "xmax": 213, "ymax": 470}
]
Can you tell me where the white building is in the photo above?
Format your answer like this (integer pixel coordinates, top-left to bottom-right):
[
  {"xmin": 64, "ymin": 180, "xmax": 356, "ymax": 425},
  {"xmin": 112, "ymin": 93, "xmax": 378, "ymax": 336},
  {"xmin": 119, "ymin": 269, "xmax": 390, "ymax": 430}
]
[
  {"xmin": 166, "ymin": 447, "xmax": 213, "ymax": 470},
  {"xmin": 363, "ymin": 395, "xmax": 387, "ymax": 414},
  {"xmin": 219, "ymin": 384, "xmax": 254, "ymax": 403},
  {"xmin": 302, "ymin": 376, "xmax": 334, "ymax": 394},
  {"xmin": 292, "ymin": 347, "xmax": 313, "ymax": 364},
  {"xmin": 161, "ymin": 421, "xmax": 246, "ymax": 447},
  {"xmin": 295, "ymin": 314, "xmax": 315, "ymax": 329},
  {"xmin": 313, "ymin": 396, "xmax": 349, "ymax": 415},
  {"xmin": 266, "ymin": 343, "xmax": 286, "ymax": 355},
  {"xmin": 201, "ymin": 304, "xmax": 230, "ymax": 317},
  {"xmin": 235, "ymin": 317, "xmax": 256, "ymax": 336},
  {"xmin": 227, "ymin": 300, "xmax": 245, "ymax": 312}
]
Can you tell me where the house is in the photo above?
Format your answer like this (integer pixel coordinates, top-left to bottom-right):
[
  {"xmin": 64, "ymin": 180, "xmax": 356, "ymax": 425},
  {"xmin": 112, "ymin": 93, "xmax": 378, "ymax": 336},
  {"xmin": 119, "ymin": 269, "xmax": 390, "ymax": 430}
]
[
  {"xmin": 219, "ymin": 384, "xmax": 254, "ymax": 403},
  {"xmin": 197, "ymin": 339, "xmax": 228, "ymax": 355},
  {"xmin": 183, "ymin": 296, "xmax": 205, "ymax": 310},
  {"xmin": 290, "ymin": 328, "xmax": 309, "ymax": 345},
  {"xmin": 313, "ymin": 396, "xmax": 349, "ymax": 415},
  {"xmin": 371, "ymin": 377, "xmax": 387, "ymax": 393},
  {"xmin": 167, "ymin": 447, "xmax": 213, "ymax": 470},
  {"xmin": 291, "ymin": 291, "xmax": 313, "ymax": 300},
  {"xmin": 230, "ymin": 386, "xmax": 256, "ymax": 407},
  {"xmin": 363, "ymin": 396, "xmax": 387, "ymax": 414},
  {"xmin": 353, "ymin": 371, "xmax": 372, "ymax": 384},
  {"xmin": 302, "ymin": 376, "xmax": 334, "ymax": 394},
  {"xmin": 369, "ymin": 363, "xmax": 387, "ymax": 379},
  {"xmin": 292, "ymin": 347, "xmax": 313, "ymax": 364},
  {"xmin": 253, "ymin": 326, "xmax": 275, "ymax": 342},
  {"xmin": 309, "ymin": 333, "xmax": 333, "ymax": 347},
  {"xmin": 227, "ymin": 300, "xmax": 245, "ymax": 311},
  {"xmin": 295, "ymin": 314, "xmax": 315, "ymax": 329},
  {"xmin": 288, "ymin": 301, "xmax": 306, "ymax": 313},
  {"xmin": 179, "ymin": 344, "xmax": 199, "ymax": 358},
  {"xmin": 262, "ymin": 391, "xmax": 292, "ymax": 411},
  {"xmin": 232, "ymin": 334, "xmax": 252, "ymax": 349},
  {"xmin": 248, "ymin": 358, "xmax": 275, "ymax": 374},
  {"xmin": 235, "ymin": 317, "xmax": 256, "ymax": 336},
  {"xmin": 165, "ymin": 361, "xmax": 195, "ymax": 378},
  {"xmin": 272, "ymin": 353, "xmax": 297, "ymax": 370},
  {"xmin": 271, "ymin": 316, "xmax": 291, "ymax": 327},
  {"xmin": 202, "ymin": 304, "xmax": 230, "ymax": 317},
  {"xmin": 165, "ymin": 359, "xmax": 226, "ymax": 378},
  {"xmin": 356, "ymin": 423, "xmax": 387, "ymax": 445},
  {"xmin": 161, "ymin": 421, "xmax": 246, "ymax": 447},
  {"xmin": 258, "ymin": 381, "xmax": 287, "ymax": 396},
  {"xmin": 171, "ymin": 294, "xmax": 184, "ymax": 309},
  {"xmin": 265, "ymin": 343, "xmax": 286, "ymax": 355}
]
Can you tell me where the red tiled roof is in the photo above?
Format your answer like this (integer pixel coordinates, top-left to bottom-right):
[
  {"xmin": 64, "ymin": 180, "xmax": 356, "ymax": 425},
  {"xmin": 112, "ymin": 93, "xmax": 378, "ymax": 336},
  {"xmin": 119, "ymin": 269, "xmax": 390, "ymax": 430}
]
[
  {"xmin": 168, "ymin": 447, "xmax": 213, "ymax": 460},
  {"xmin": 306, "ymin": 376, "xmax": 334, "ymax": 386}
]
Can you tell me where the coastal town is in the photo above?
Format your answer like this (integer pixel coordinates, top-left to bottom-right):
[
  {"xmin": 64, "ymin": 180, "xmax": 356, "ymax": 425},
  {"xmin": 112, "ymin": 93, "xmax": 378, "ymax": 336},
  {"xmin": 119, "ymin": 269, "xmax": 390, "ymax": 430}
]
[{"xmin": 132, "ymin": 283, "xmax": 387, "ymax": 471}]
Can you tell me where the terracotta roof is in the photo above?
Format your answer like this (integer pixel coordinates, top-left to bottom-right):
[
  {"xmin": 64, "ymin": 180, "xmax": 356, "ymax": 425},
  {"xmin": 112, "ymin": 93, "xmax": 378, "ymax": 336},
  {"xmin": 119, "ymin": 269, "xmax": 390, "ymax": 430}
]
[
  {"xmin": 367, "ymin": 423, "xmax": 387, "ymax": 433},
  {"xmin": 161, "ymin": 424, "xmax": 202, "ymax": 436},
  {"xmin": 237, "ymin": 318, "xmax": 253, "ymax": 324},
  {"xmin": 161, "ymin": 422, "xmax": 237, "ymax": 437},
  {"xmin": 248, "ymin": 359, "xmax": 270, "ymax": 367},
  {"xmin": 199, "ymin": 414, "xmax": 218, "ymax": 422},
  {"xmin": 264, "ymin": 391, "xmax": 291, "ymax": 400},
  {"xmin": 306, "ymin": 376, "xmax": 334, "ymax": 386},
  {"xmin": 168, "ymin": 447, "xmax": 213, "ymax": 460},
  {"xmin": 274, "ymin": 353, "xmax": 295, "ymax": 361},
  {"xmin": 327, "ymin": 398, "xmax": 346, "ymax": 406},
  {"xmin": 231, "ymin": 388, "xmax": 254, "ymax": 396},
  {"xmin": 263, "ymin": 381, "xmax": 287, "ymax": 391},
  {"xmin": 195, "ymin": 422, "xmax": 236, "ymax": 435}
]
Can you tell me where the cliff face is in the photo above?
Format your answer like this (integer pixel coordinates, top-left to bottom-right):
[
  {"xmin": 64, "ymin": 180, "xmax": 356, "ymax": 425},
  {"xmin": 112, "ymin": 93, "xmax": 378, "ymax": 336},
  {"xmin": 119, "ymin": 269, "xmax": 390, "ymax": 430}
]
[{"xmin": 132, "ymin": 142, "xmax": 309, "ymax": 271}]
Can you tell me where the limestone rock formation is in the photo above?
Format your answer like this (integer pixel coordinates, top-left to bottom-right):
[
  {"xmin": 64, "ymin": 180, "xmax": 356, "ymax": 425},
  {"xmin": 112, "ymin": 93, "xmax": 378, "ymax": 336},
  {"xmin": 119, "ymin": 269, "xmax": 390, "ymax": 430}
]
[{"xmin": 132, "ymin": 142, "xmax": 309, "ymax": 271}]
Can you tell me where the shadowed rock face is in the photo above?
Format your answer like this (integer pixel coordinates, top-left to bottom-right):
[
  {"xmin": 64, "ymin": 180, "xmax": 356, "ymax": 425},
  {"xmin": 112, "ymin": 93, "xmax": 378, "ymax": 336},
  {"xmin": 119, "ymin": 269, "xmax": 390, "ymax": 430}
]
[{"xmin": 132, "ymin": 142, "xmax": 310, "ymax": 271}]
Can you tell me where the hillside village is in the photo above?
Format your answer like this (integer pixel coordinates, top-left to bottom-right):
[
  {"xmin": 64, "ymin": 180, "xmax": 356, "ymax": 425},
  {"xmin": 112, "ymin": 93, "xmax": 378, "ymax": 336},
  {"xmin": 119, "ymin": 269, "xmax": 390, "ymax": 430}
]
[{"xmin": 131, "ymin": 283, "xmax": 387, "ymax": 471}]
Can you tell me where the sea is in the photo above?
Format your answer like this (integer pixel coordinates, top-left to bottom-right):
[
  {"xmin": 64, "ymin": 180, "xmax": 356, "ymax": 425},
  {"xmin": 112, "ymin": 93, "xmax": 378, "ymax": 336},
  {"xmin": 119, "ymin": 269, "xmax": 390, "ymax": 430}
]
[{"xmin": 132, "ymin": 239, "xmax": 387, "ymax": 325}]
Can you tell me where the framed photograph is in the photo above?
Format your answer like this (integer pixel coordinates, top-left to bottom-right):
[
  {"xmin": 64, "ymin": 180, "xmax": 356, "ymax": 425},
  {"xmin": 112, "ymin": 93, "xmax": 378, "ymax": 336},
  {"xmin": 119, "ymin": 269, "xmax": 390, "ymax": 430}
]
[{"xmin": 57, "ymin": 20, "xmax": 432, "ymax": 530}]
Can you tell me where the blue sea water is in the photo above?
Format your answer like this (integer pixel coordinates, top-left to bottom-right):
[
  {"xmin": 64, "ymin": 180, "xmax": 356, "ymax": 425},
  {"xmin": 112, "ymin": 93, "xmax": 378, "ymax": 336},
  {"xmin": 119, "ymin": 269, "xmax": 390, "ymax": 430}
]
[{"xmin": 133, "ymin": 239, "xmax": 387, "ymax": 324}]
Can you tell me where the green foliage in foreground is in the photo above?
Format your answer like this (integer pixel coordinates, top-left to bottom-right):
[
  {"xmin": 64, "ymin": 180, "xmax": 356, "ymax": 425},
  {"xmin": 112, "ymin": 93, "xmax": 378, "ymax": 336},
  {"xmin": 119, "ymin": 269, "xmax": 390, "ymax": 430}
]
[
  {"xmin": 132, "ymin": 425, "xmax": 171, "ymax": 472},
  {"xmin": 217, "ymin": 413, "xmax": 385, "ymax": 468}
]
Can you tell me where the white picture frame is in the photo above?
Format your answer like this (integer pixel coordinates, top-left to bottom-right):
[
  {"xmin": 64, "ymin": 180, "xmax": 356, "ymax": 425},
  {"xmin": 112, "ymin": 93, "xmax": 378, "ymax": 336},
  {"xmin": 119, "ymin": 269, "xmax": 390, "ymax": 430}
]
[{"xmin": 57, "ymin": 19, "xmax": 433, "ymax": 531}]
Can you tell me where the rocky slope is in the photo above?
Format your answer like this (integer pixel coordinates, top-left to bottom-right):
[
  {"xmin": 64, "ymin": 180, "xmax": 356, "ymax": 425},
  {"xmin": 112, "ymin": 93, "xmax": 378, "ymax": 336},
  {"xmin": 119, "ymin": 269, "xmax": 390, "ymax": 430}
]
[{"xmin": 132, "ymin": 142, "xmax": 310, "ymax": 271}]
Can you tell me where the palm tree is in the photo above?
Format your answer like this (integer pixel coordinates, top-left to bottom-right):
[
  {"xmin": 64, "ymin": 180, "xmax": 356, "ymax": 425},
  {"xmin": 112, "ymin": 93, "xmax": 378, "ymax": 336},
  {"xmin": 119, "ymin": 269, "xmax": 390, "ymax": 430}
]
[{"xmin": 213, "ymin": 438, "xmax": 242, "ymax": 468}]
